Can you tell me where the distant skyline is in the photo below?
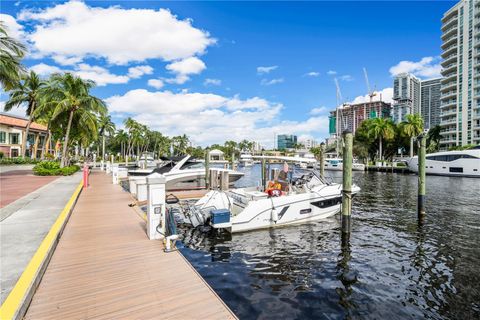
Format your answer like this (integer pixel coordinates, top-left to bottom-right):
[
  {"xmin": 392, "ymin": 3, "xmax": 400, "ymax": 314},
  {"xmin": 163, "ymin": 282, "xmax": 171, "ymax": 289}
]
[{"xmin": 0, "ymin": 0, "xmax": 455, "ymax": 147}]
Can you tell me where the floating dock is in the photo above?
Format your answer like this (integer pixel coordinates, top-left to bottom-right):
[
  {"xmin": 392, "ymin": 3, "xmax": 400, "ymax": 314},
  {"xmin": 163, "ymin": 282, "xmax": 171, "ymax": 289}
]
[{"xmin": 23, "ymin": 171, "xmax": 236, "ymax": 319}]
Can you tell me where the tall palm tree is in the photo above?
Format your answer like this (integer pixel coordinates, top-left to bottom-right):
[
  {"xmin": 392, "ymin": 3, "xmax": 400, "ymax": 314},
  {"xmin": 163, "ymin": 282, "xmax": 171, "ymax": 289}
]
[
  {"xmin": 402, "ymin": 114, "xmax": 424, "ymax": 157},
  {"xmin": 426, "ymin": 125, "xmax": 441, "ymax": 153},
  {"xmin": 0, "ymin": 22, "xmax": 26, "ymax": 90},
  {"xmin": 98, "ymin": 115, "xmax": 116, "ymax": 160},
  {"xmin": 4, "ymin": 71, "xmax": 47, "ymax": 158},
  {"xmin": 368, "ymin": 117, "xmax": 395, "ymax": 161},
  {"xmin": 44, "ymin": 73, "xmax": 107, "ymax": 167}
]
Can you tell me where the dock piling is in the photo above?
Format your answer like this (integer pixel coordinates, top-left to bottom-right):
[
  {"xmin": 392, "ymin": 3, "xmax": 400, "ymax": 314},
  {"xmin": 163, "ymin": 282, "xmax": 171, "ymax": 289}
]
[
  {"xmin": 417, "ymin": 134, "xmax": 426, "ymax": 217},
  {"xmin": 341, "ymin": 130, "xmax": 353, "ymax": 234},
  {"xmin": 320, "ymin": 142, "xmax": 325, "ymax": 179},
  {"xmin": 205, "ymin": 148, "xmax": 210, "ymax": 189},
  {"xmin": 261, "ymin": 157, "xmax": 266, "ymax": 191}
]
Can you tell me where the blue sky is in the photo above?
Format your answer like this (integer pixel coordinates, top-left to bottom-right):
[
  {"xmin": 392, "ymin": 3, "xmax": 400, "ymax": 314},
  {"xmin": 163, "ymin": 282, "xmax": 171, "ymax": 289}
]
[{"xmin": 0, "ymin": 0, "xmax": 455, "ymax": 147}]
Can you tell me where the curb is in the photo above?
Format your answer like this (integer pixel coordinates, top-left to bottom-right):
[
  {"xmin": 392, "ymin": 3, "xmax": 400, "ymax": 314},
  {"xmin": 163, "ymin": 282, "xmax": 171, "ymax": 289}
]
[{"xmin": 0, "ymin": 181, "xmax": 83, "ymax": 320}]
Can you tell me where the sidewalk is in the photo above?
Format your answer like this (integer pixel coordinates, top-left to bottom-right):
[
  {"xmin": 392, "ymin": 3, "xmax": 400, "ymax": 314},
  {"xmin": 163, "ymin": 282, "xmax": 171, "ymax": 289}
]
[{"xmin": 0, "ymin": 172, "xmax": 82, "ymax": 305}]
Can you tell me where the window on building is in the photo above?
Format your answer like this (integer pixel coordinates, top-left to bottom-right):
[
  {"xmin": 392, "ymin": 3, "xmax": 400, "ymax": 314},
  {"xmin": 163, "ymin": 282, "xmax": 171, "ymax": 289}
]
[
  {"xmin": 10, "ymin": 133, "xmax": 20, "ymax": 145},
  {"xmin": 0, "ymin": 131, "xmax": 6, "ymax": 143}
]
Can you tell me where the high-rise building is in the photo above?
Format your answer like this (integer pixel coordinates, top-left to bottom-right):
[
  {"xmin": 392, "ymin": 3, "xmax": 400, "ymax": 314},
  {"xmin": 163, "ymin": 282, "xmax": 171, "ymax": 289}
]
[
  {"xmin": 420, "ymin": 78, "xmax": 442, "ymax": 129},
  {"xmin": 301, "ymin": 139, "xmax": 318, "ymax": 150},
  {"xmin": 440, "ymin": 0, "xmax": 480, "ymax": 149},
  {"xmin": 328, "ymin": 101, "xmax": 392, "ymax": 136},
  {"xmin": 277, "ymin": 134, "xmax": 297, "ymax": 150},
  {"xmin": 392, "ymin": 73, "xmax": 421, "ymax": 124}
]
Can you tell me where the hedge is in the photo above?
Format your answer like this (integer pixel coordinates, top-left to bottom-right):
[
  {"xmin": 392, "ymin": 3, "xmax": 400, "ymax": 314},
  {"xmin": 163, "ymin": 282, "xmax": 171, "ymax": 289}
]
[
  {"xmin": 33, "ymin": 161, "xmax": 80, "ymax": 176},
  {"xmin": 0, "ymin": 157, "xmax": 40, "ymax": 165}
]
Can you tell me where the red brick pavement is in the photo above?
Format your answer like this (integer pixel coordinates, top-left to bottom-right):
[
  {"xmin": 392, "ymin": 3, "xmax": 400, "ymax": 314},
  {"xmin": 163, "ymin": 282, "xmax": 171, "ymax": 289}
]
[{"xmin": 0, "ymin": 170, "xmax": 58, "ymax": 208}]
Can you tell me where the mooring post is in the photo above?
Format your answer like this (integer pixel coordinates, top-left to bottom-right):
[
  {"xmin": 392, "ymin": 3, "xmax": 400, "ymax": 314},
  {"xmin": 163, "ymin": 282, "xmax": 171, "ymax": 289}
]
[
  {"xmin": 205, "ymin": 148, "xmax": 210, "ymax": 189},
  {"xmin": 341, "ymin": 130, "xmax": 353, "ymax": 234},
  {"xmin": 231, "ymin": 152, "xmax": 235, "ymax": 170},
  {"xmin": 261, "ymin": 157, "xmax": 266, "ymax": 191},
  {"xmin": 320, "ymin": 142, "xmax": 325, "ymax": 179},
  {"xmin": 146, "ymin": 173, "xmax": 166, "ymax": 240},
  {"xmin": 417, "ymin": 134, "xmax": 426, "ymax": 217}
]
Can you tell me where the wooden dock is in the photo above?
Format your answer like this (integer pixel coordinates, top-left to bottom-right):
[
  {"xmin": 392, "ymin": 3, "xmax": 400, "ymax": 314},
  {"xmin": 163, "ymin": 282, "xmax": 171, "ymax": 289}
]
[{"xmin": 24, "ymin": 171, "xmax": 236, "ymax": 319}]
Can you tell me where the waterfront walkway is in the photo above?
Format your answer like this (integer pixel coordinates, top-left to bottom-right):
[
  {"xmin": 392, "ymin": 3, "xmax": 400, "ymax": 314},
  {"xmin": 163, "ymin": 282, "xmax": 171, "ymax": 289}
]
[
  {"xmin": 0, "ymin": 168, "xmax": 58, "ymax": 209},
  {"xmin": 24, "ymin": 171, "xmax": 236, "ymax": 319}
]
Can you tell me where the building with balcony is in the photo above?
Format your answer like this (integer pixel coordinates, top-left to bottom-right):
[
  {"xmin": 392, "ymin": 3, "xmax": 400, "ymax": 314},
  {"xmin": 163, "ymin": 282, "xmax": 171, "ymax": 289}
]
[
  {"xmin": 439, "ymin": 0, "xmax": 480, "ymax": 149},
  {"xmin": 392, "ymin": 73, "xmax": 421, "ymax": 124},
  {"xmin": 328, "ymin": 101, "xmax": 392, "ymax": 137},
  {"xmin": 0, "ymin": 113, "xmax": 49, "ymax": 158},
  {"xmin": 277, "ymin": 134, "xmax": 297, "ymax": 150},
  {"xmin": 420, "ymin": 78, "xmax": 442, "ymax": 129}
]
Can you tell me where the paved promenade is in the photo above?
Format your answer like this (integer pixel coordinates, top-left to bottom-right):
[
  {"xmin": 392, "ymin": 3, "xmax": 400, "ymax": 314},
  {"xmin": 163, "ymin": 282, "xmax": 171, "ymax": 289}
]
[
  {"xmin": 24, "ymin": 171, "xmax": 236, "ymax": 319},
  {"xmin": 0, "ymin": 172, "xmax": 82, "ymax": 305},
  {"xmin": 0, "ymin": 168, "xmax": 58, "ymax": 209}
]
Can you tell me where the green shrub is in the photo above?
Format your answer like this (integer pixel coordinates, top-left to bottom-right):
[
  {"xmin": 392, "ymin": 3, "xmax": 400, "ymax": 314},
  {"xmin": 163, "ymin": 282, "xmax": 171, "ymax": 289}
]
[
  {"xmin": 33, "ymin": 161, "xmax": 80, "ymax": 176},
  {"xmin": 0, "ymin": 157, "xmax": 40, "ymax": 165}
]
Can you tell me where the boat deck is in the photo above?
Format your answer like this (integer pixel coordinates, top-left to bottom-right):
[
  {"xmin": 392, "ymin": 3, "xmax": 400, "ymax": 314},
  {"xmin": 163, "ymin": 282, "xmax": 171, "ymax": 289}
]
[{"xmin": 24, "ymin": 171, "xmax": 236, "ymax": 319}]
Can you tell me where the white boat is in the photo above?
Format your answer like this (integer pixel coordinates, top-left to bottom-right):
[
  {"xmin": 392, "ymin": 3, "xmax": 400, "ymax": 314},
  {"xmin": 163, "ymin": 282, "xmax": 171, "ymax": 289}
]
[
  {"xmin": 181, "ymin": 156, "xmax": 360, "ymax": 233},
  {"xmin": 324, "ymin": 158, "xmax": 365, "ymax": 171},
  {"xmin": 239, "ymin": 152, "xmax": 254, "ymax": 167},
  {"xmin": 136, "ymin": 153, "xmax": 156, "ymax": 169},
  {"xmin": 406, "ymin": 147, "xmax": 480, "ymax": 177},
  {"xmin": 129, "ymin": 155, "xmax": 244, "ymax": 190}
]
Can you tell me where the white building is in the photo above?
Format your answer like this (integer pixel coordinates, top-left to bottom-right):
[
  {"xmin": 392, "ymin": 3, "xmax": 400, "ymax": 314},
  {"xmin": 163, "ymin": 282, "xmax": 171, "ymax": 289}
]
[
  {"xmin": 392, "ymin": 73, "xmax": 421, "ymax": 124},
  {"xmin": 440, "ymin": 0, "xmax": 480, "ymax": 149},
  {"xmin": 301, "ymin": 139, "xmax": 318, "ymax": 150}
]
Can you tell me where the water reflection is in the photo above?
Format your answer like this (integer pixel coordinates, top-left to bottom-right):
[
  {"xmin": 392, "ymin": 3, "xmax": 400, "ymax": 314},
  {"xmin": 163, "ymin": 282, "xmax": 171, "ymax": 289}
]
[{"xmin": 179, "ymin": 166, "xmax": 480, "ymax": 319}]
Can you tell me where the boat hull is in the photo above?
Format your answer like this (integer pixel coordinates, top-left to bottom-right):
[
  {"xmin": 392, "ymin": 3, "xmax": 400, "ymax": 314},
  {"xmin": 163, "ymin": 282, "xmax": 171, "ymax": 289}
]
[{"xmin": 407, "ymin": 152, "xmax": 480, "ymax": 178}]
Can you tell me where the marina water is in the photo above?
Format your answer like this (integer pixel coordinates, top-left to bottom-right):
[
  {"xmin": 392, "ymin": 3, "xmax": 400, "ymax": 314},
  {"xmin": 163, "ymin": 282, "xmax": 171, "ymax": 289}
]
[{"xmin": 179, "ymin": 165, "xmax": 480, "ymax": 319}]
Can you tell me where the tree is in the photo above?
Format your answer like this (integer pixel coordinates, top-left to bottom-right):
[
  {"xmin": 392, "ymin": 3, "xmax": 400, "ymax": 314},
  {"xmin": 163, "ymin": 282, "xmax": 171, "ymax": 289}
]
[
  {"xmin": 44, "ymin": 73, "xmax": 107, "ymax": 167},
  {"xmin": 401, "ymin": 114, "xmax": 424, "ymax": 157},
  {"xmin": 4, "ymin": 71, "xmax": 47, "ymax": 158},
  {"xmin": 0, "ymin": 22, "xmax": 26, "ymax": 90},
  {"xmin": 368, "ymin": 118, "xmax": 395, "ymax": 161},
  {"xmin": 426, "ymin": 125, "xmax": 441, "ymax": 153},
  {"xmin": 98, "ymin": 115, "xmax": 115, "ymax": 160}
]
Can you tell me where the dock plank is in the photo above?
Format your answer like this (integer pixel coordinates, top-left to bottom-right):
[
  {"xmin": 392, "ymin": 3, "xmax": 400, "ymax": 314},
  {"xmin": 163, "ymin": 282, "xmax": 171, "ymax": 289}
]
[{"xmin": 25, "ymin": 171, "xmax": 236, "ymax": 320}]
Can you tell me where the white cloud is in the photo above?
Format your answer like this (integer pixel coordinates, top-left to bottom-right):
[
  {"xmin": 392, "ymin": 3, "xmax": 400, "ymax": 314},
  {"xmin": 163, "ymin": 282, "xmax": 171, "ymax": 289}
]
[
  {"xmin": 261, "ymin": 78, "xmax": 284, "ymax": 86},
  {"xmin": 309, "ymin": 106, "xmax": 327, "ymax": 115},
  {"xmin": 305, "ymin": 71, "xmax": 320, "ymax": 77},
  {"xmin": 147, "ymin": 79, "xmax": 164, "ymax": 89},
  {"xmin": 164, "ymin": 57, "xmax": 206, "ymax": 84},
  {"xmin": 105, "ymin": 89, "xmax": 329, "ymax": 147},
  {"xmin": 127, "ymin": 65, "xmax": 153, "ymax": 79},
  {"xmin": 257, "ymin": 66, "xmax": 278, "ymax": 74},
  {"xmin": 30, "ymin": 63, "xmax": 62, "ymax": 75},
  {"xmin": 350, "ymin": 87, "xmax": 393, "ymax": 104},
  {"xmin": 389, "ymin": 56, "xmax": 442, "ymax": 79},
  {"xmin": 327, "ymin": 70, "xmax": 337, "ymax": 75},
  {"xmin": 74, "ymin": 63, "xmax": 129, "ymax": 86},
  {"xmin": 19, "ymin": 0, "xmax": 215, "ymax": 65},
  {"xmin": 204, "ymin": 78, "xmax": 222, "ymax": 86},
  {"xmin": 339, "ymin": 74, "xmax": 353, "ymax": 81},
  {"xmin": 0, "ymin": 14, "xmax": 25, "ymax": 40}
]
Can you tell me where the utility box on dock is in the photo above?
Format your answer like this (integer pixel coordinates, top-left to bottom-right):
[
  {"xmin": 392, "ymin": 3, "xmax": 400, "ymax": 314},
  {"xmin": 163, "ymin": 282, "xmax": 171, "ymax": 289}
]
[{"xmin": 210, "ymin": 209, "xmax": 231, "ymax": 229}]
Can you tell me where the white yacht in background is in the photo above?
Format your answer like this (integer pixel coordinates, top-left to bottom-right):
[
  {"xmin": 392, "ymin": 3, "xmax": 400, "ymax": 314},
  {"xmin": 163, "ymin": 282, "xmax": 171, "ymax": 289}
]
[
  {"xmin": 406, "ymin": 147, "xmax": 480, "ymax": 177},
  {"xmin": 179, "ymin": 156, "xmax": 360, "ymax": 233},
  {"xmin": 239, "ymin": 152, "xmax": 254, "ymax": 167},
  {"xmin": 323, "ymin": 158, "xmax": 366, "ymax": 171},
  {"xmin": 129, "ymin": 155, "xmax": 245, "ymax": 190}
]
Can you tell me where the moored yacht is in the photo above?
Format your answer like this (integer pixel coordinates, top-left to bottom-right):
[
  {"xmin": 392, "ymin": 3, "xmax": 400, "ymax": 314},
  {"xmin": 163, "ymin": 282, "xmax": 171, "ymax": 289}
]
[
  {"xmin": 129, "ymin": 155, "xmax": 245, "ymax": 190},
  {"xmin": 177, "ymin": 156, "xmax": 360, "ymax": 233},
  {"xmin": 323, "ymin": 158, "xmax": 366, "ymax": 171},
  {"xmin": 239, "ymin": 152, "xmax": 254, "ymax": 167},
  {"xmin": 406, "ymin": 147, "xmax": 480, "ymax": 177}
]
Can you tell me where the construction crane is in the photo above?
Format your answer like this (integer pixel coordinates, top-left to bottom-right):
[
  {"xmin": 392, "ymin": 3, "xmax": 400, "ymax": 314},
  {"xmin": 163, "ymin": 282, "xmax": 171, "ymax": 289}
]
[{"xmin": 363, "ymin": 67, "xmax": 377, "ymax": 102}]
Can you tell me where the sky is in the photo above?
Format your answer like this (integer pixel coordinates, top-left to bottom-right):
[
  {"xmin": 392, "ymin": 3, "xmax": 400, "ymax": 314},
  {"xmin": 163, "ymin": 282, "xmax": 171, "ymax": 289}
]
[{"xmin": 0, "ymin": 0, "xmax": 455, "ymax": 148}]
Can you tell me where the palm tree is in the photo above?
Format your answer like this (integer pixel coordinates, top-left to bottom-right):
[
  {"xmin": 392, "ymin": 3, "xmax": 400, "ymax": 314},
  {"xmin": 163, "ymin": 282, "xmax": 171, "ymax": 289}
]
[
  {"xmin": 4, "ymin": 71, "xmax": 47, "ymax": 158},
  {"xmin": 115, "ymin": 129, "xmax": 129, "ymax": 159},
  {"xmin": 401, "ymin": 114, "xmax": 424, "ymax": 157},
  {"xmin": 426, "ymin": 125, "xmax": 441, "ymax": 153},
  {"xmin": 44, "ymin": 73, "xmax": 107, "ymax": 167},
  {"xmin": 368, "ymin": 117, "xmax": 395, "ymax": 161},
  {"xmin": 98, "ymin": 115, "xmax": 116, "ymax": 160},
  {"xmin": 0, "ymin": 22, "xmax": 26, "ymax": 90}
]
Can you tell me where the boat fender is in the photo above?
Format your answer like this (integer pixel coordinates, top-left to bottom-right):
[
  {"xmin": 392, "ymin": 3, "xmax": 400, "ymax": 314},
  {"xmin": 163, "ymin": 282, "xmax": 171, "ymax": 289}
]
[{"xmin": 271, "ymin": 208, "xmax": 279, "ymax": 223}]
